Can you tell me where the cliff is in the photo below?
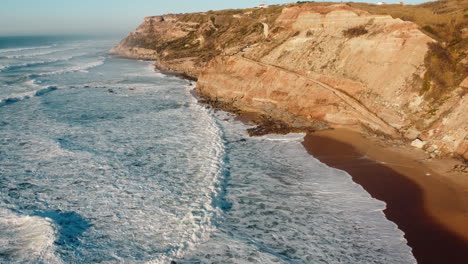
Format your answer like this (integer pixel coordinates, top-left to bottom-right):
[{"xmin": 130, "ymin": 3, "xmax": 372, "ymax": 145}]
[{"xmin": 111, "ymin": 2, "xmax": 467, "ymax": 160}]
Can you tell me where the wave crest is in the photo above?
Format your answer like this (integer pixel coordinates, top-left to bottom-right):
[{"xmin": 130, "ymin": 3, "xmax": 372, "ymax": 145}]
[
  {"xmin": 0, "ymin": 45, "xmax": 54, "ymax": 54},
  {"xmin": 0, "ymin": 86, "xmax": 58, "ymax": 107},
  {"xmin": 0, "ymin": 208, "xmax": 61, "ymax": 263},
  {"xmin": 0, "ymin": 53, "xmax": 89, "ymax": 73},
  {"xmin": 33, "ymin": 58, "xmax": 105, "ymax": 76},
  {"xmin": 0, "ymin": 48, "xmax": 75, "ymax": 59}
]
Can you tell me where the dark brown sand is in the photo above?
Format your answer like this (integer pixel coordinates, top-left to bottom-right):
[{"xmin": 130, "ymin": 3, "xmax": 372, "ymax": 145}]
[{"xmin": 302, "ymin": 129, "xmax": 468, "ymax": 264}]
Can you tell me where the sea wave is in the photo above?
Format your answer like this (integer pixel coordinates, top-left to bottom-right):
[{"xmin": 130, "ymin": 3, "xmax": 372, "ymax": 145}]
[
  {"xmin": 0, "ymin": 208, "xmax": 62, "ymax": 263},
  {"xmin": 33, "ymin": 58, "xmax": 106, "ymax": 76},
  {"xmin": 258, "ymin": 133, "xmax": 306, "ymax": 142},
  {"xmin": 144, "ymin": 85, "xmax": 227, "ymax": 263},
  {"xmin": 0, "ymin": 86, "xmax": 58, "ymax": 107},
  {"xmin": 0, "ymin": 53, "xmax": 89, "ymax": 72},
  {"xmin": 0, "ymin": 78, "xmax": 227, "ymax": 262},
  {"xmin": 1, "ymin": 47, "xmax": 75, "ymax": 59},
  {"xmin": 175, "ymin": 108, "xmax": 417, "ymax": 264},
  {"xmin": 0, "ymin": 45, "xmax": 54, "ymax": 53},
  {"xmin": 24, "ymin": 78, "xmax": 40, "ymax": 88},
  {"xmin": 1, "ymin": 61, "xmax": 57, "ymax": 72}
]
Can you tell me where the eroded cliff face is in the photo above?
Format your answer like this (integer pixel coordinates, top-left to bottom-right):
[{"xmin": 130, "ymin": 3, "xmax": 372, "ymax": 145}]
[{"xmin": 112, "ymin": 4, "xmax": 467, "ymax": 159}]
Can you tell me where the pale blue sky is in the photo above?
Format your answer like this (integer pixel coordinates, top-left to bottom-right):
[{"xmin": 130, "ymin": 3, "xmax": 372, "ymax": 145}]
[{"xmin": 0, "ymin": 0, "xmax": 429, "ymax": 36}]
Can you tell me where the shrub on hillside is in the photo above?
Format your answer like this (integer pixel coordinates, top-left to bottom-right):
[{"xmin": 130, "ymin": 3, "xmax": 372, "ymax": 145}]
[
  {"xmin": 423, "ymin": 42, "xmax": 466, "ymax": 99},
  {"xmin": 343, "ymin": 25, "xmax": 368, "ymax": 38}
]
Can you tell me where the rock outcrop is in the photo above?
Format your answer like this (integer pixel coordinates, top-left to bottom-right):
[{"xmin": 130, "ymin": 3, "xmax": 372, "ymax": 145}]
[{"xmin": 112, "ymin": 3, "xmax": 467, "ymax": 159}]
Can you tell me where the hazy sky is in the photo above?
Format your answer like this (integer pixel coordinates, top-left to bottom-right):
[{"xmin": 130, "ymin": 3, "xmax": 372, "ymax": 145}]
[{"xmin": 0, "ymin": 0, "xmax": 429, "ymax": 36}]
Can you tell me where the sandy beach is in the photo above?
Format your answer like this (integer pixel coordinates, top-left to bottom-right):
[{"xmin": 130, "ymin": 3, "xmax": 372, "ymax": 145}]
[{"xmin": 302, "ymin": 129, "xmax": 468, "ymax": 264}]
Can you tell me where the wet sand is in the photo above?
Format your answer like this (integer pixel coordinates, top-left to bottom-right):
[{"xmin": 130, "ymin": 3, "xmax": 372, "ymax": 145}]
[{"xmin": 302, "ymin": 129, "xmax": 468, "ymax": 264}]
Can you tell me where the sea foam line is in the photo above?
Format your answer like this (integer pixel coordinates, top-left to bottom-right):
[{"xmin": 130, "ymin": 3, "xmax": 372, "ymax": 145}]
[
  {"xmin": 258, "ymin": 133, "xmax": 306, "ymax": 142},
  {"xmin": 1, "ymin": 47, "xmax": 75, "ymax": 59},
  {"xmin": 33, "ymin": 58, "xmax": 106, "ymax": 76},
  {"xmin": 0, "ymin": 208, "xmax": 62, "ymax": 263},
  {"xmin": 147, "ymin": 84, "xmax": 227, "ymax": 264},
  {"xmin": 0, "ymin": 53, "xmax": 89, "ymax": 72},
  {"xmin": 0, "ymin": 45, "xmax": 54, "ymax": 54},
  {"xmin": 0, "ymin": 86, "xmax": 58, "ymax": 107}
]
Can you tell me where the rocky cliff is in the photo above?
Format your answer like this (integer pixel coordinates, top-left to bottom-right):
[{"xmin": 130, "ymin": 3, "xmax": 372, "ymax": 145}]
[{"xmin": 111, "ymin": 3, "xmax": 467, "ymax": 159}]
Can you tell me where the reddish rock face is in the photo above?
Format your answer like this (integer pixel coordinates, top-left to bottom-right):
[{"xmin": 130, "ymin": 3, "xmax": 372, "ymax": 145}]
[
  {"xmin": 112, "ymin": 4, "xmax": 467, "ymax": 159},
  {"xmin": 197, "ymin": 56, "xmax": 400, "ymax": 136}
]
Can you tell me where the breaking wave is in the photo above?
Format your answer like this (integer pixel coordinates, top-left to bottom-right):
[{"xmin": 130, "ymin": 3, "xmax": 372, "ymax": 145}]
[
  {"xmin": 0, "ymin": 37, "xmax": 417, "ymax": 263},
  {"xmin": 0, "ymin": 208, "xmax": 62, "ymax": 263},
  {"xmin": 32, "ymin": 58, "xmax": 105, "ymax": 76},
  {"xmin": 0, "ymin": 47, "xmax": 75, "ymax": 59},
  {"xmin": 0, "ymin": 86, "xmax": 58, "ymax": 107},
  {"xmin": 0, "ymin": 53, "xmax": 89, "ymax": 72},
  {"xmin": 0, "ymin": 45, "xmax": 54, "ymax": 53}
]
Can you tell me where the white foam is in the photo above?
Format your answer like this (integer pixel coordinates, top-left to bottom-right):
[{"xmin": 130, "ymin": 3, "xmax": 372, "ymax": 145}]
[
  {"xmin": 0, "ymin": 86, "xmax": 58, "ymax": 106},
  {"xmin": 0, "ymin": 61, "xmax": 50, "ymax": 72},
  {"xmin": 0, "ymin": 74, "xmax": 227, "ymax": 262},
  {"xmin": 123, "ymin": 62, "xmax": 166, "ymax": 78},
  {"xmin": 36, "ymin": 58, "xmax": 105, "ymax": 76},
  {"xmin": 0, "ymin": 91, "xmax": 35, "ymax": 103},
  {"xmin": 0, "ymin": 208, "xmax": 61, "ymax": 263},
  {"xmin": 141, "ymin": 88, "xmax": 226, "ymax": 262},
  {"xmin": 24, "ymin": 79, "xmax": 41, "ymax": 88},
  {"xmin": 179, "ymin": 108, "xmax": 418, "ymax": 264},
  {"xmin": 0, "ymin": 55, "xmax": 416, "ymax": 263},
  {"xmin": 2, "ymin": 47, "xmax": 75, "ymax": 59},
  {"xmin": 124, "ymin": 71, "xmax": 165, "ymax": 78},
  {"xmin": 0, "ymin": 45, "xmax": 54, "ymax": 53},
  {"xmin": 0, "ymin": 53, "xmax": 89, "ymax": 72},
  {"xmin": 258, "ymin": 133, "xmax": 306, "ymax": 142}
]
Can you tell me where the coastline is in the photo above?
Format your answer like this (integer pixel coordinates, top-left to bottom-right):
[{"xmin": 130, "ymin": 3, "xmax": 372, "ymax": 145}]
[
  {"xmin": 155, "ymin": 63, "xmax": 468, "ymax": 263},
  {"xmin": 302, "ymin": 129, "xmax": 468, "ymax": 264},
  {"xmin": 110, "ymin": 1, "xmax": 468, "ymax": 258},
  {"xmin": 219, "ymin": 104, "xmax": 468, "ymax": 263}
]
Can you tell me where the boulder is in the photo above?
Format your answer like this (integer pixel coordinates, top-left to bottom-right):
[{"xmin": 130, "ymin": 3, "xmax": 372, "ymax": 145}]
[{"xmin": 411, "ymin": 138, "xmax": 426, "ymax": 149}]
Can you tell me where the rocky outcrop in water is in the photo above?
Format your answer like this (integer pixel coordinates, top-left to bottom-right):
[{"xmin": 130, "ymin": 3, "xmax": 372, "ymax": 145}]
[{"xmin": 111, "ymin": 3, "xmax": 467, "ymax": 159}]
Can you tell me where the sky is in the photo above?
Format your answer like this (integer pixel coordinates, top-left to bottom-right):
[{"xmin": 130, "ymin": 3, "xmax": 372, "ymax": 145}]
[{"xmin": 0, "ymin": 0, "xmax": 430, "ymax": 36}]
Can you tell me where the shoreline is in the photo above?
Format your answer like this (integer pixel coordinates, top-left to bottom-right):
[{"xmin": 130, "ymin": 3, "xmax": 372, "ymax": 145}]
[
  {"xmin": 159, "ymin": 63, "xmax": 468, "ymax": 263},
  {"xmin": 194, "ymin": 88, "xmax": 468, "ymax": 263},
  {"xmin": 302, "ymin": 129, "xmax": 468, "ymax": 264}
]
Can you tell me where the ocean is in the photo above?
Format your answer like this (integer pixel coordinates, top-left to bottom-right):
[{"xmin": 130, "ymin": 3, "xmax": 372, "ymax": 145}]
[{"xmin": 0, "ymin": 36, "xmax": 416, "ymax": 263}]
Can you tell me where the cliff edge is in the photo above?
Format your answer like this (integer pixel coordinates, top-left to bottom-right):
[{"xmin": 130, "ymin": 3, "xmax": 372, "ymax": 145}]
[{"xmin": 111, "ymin": 2, "xmax": 467, "ymax": 160}]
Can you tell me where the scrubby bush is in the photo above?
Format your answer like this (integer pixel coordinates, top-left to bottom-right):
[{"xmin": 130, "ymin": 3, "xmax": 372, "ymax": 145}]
[
  {"xmin": 422, "ymin": 25, "xmax": 438, "ymax": 37},
  {"xmin": 423, "ymin": 42, "xmax": 465, "ymax": 99},
  {"xmin": 343, "ymin": 25, "xmax": 368, "ymax": 38},
  {"xmin": 347, "ymin": 0, "xmax": 467, "ymax": 101}
]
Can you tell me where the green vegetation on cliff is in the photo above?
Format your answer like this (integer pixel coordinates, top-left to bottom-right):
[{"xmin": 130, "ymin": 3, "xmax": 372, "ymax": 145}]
[
  {"xmin": 123, "ymin": 6, "xmax": 286, "ymax": 68},
  {"xmin": 295, "ymin": 0, "xmax": 467, "ymax": 98},
  {"xmin": 349, "ymin": 0, "xmax": 467, "ymax": 99}
]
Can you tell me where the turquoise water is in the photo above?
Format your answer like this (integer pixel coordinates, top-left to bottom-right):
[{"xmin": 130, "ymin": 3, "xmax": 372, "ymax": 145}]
[{"xmin": 0, "ymin": 36, "xmax": 416, "ymax": 263}]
